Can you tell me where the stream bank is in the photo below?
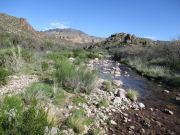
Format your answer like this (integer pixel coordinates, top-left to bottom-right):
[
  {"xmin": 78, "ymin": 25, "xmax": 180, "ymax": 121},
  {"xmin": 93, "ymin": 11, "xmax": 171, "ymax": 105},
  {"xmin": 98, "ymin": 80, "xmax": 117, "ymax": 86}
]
[{"xmin": 93, "ymin": 59, "xmax": 180, "ymax": 135}]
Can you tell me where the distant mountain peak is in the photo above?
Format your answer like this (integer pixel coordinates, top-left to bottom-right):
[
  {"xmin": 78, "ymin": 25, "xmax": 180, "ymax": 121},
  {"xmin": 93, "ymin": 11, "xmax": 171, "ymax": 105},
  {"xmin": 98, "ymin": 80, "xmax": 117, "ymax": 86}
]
[{"xmin": 43, "ymin": 28, "xmax": 104, "ymax": 43}]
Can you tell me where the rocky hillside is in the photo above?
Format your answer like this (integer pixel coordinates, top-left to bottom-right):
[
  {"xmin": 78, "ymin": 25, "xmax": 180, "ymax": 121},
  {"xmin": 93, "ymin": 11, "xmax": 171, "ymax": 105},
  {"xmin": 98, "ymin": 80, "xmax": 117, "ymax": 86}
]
[
  {"xmin": 43, "ymin": 28, "xmax": 104, "ymax": 44},
  {"xmin": 0, "ymin": 13, "xmax": 103, "ymax": 50},
  {"xmin": 106, "ymin": 33, "xmax": 154, "ymax": 45},
  {"xmin": 0, "ymin": 13, "xmax": 41, "ymax": 40}
]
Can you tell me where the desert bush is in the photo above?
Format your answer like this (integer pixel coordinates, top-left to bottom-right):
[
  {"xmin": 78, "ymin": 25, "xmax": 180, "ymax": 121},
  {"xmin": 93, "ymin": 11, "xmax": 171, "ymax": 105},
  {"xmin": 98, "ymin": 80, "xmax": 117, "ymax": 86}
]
[
  {"xmin": 41, "ymin": 61, "xmax": 49, "ymax": 71},
  {"xmin": 102, "ymin": 81, "xmax": 112, "ymax": 92},
  {"xmin": 55, "ymin": 60, "xmax": 98, "ymax": 93},
  {"xmin": 0, "ymin": 46, "xmax": 33, "ymax": 73},
  {"xmin": 73, "ymin": 96, "xmax": 87, "ymax": 105},
  {"xmin": 24, "ymin": 82, "xmax": 54, "ymax": 103},
  {"xmin": 111, "ymin": 44, "xmax": 180, "ymax": 86},
  {"xmin": 97, "ymin": 99, "xmax": 109, "ymax": 107},
  {"xmin": 0, "ymin": 96, "xmax": 49, "ymax": 135},
  {"xmin": 53, "ymin": 89, "xmax": 67, "ymax": 106},
  {"xmin": 66, "ymin": 109, "xmax": 93, "ymax": 134},
  {"xmin": 20, "ymin": 99, "xmax": 48, "ymax": 135},
  {"xmin": 0, "ymin": 68, "xmax": 10, "ymax": 85},
  {"xmin": 126, "ymin": 89, "xmax": 139, "ymax": 101}
]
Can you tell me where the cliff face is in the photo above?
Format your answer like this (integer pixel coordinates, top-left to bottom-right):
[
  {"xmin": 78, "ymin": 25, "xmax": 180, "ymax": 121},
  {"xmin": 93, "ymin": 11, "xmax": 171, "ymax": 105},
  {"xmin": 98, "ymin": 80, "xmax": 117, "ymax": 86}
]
[{"xmin": 18, "ymin": 18, "xmax": 34, "ymax": 31}]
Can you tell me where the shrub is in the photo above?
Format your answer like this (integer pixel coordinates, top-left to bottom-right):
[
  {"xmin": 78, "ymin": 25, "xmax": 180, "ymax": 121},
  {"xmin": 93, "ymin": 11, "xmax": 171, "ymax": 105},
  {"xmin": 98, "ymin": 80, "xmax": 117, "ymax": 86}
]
[
  {"xmin": 66, "ymin": 109, "xmax": 93, "ymax": 134},
  {"xmin": 0, "ymin": 96, "xmax": 49, "ymax": 135},
  {"xmin": 25, "ymin": 82, "xmax": 54, "ymax": 103},
  {"xmin": 41, "ymin": 61, "xmax": 49, "ymax": 71},
  {"xmin": 55, "ymin": 60, "xmax": 98, "ymax": 93},
  {"xmin": 73, "ymin": 96, "xmax": 87, "ymax": 105},
  {"xmin": 53, "ymin": 89, "xmax": 67, "ymax": 106},
  {"xmin": 20, "ymin": 100, "xmax": 48, "ymax": 135},
  {"xmin": 97, "ymin": 99, "xmax": 109, "ymax": 107},
  {"xmin": 102, "ymin": 81, "xmax": 112, "ymax": 92},
  {"xmin": 0, "ymin": 68, "xmax": 10, "ymax": 85},
  {"xmin": 126, "ymin": 89, "xmax": 139, "ymax": 101}
]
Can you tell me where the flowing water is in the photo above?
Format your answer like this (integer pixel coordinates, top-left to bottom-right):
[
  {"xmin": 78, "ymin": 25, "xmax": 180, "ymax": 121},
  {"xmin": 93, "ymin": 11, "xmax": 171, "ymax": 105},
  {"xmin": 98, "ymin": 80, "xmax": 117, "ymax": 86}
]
[{"xmin": 94, "ymin": 59, "xmax": 180, "ymax": 113}]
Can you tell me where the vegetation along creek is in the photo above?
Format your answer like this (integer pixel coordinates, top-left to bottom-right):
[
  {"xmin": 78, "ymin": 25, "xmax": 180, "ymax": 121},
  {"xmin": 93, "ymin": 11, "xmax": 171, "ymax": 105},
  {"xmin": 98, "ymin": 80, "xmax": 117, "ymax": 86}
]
[{"xmin": 0, "ymin": 1, "xmax": 180, "ymax": 134}]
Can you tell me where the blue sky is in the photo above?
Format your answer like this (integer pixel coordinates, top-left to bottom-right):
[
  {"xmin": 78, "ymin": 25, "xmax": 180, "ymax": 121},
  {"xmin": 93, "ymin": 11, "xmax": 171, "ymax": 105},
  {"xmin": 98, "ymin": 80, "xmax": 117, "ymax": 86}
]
[{"xmin": 0, "ymin": 0, "xmax": 180, "ymax": 40}]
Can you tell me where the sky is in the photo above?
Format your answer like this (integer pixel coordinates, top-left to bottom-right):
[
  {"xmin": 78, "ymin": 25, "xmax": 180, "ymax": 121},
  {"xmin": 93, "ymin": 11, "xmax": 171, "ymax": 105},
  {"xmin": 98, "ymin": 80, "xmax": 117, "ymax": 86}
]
[{"xmin": 0, "ymin": 0, "xmax": 180, "ymax": 40}]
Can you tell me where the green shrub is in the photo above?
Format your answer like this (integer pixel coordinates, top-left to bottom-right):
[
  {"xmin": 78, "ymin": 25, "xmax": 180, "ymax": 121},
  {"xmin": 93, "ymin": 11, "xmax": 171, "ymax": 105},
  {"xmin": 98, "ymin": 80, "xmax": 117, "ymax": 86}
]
[
  {"xmin": 0, "ymin": 68, "xmax": 10, "ymax": 85},
  {"xmin": 73, "ymin": 96, "xmax": 87, "ymax": 105},
  {"xmin": 20, "ymin": 100, "xmax": 48, "ymax": 135},
  {"xmin": 55, "ymin": 60, "xmax": 97, "ymax": 93},
  {"xmin": 126, "ymin": 89, "xmax": 139, "ymax": 101},
  {"xmin": 102, "ymin": 81, "xmax": 112, "ymax": 92},
  {"xmin": 0, "ymin": 96, "xmax": 24, "ymax": 134},
  {"xmin": 98, "ymin": 99, "xmax": 109, "ymax": 107},
  {"xmin": 53, "ymin": 89, "xmax": 67, "ymax": 106},
  {"xmin": 0, "ymin": 96, "xmax": 49, "ymax": 135},
  {"xmin": 41, "ymin": 61, "xmax": 49, "ymax": 71},
  {"xmin": 66, "ymin": 109, "xmax": 93, "ymax": 134},
  {"xmin": 25, "ymin": 82, "xmax": 54, "ymax": 102}
]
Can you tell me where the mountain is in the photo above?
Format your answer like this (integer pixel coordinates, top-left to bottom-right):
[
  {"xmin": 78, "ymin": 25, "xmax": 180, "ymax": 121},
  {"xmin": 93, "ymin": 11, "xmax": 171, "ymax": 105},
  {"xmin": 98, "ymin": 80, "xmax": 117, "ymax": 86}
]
[
  {"xmin": 43, "ymin": 28, "xmax": 104, "ymax": 44},
  {"xmin": 0, "ymin": 13, "xmax": 104, "ymax": 50}
]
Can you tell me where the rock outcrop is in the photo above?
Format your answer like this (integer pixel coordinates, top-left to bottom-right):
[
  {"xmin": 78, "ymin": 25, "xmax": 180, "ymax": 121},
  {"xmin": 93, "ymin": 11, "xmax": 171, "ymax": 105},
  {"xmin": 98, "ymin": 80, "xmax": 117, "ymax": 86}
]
[{"xmin": 104, "ymin": 32, "xmax": 155, "ymax": 45}]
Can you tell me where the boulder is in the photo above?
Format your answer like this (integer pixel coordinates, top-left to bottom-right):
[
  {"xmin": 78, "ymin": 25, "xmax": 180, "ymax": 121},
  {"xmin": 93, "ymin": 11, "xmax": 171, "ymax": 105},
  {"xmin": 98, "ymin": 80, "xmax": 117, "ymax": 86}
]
[
  {"xmin": 116, "ymin": 88, "xmax": 126, "ymax": 99},
  {"xmin": 113, "ymin": 80, "xmax": 123, "ymax": 87}
]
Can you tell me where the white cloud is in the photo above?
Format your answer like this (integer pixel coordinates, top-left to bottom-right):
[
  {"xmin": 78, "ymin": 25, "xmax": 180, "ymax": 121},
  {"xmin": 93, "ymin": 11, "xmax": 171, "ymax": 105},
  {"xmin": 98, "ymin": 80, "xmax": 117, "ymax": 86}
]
[
  {"xmin": 49, "ymin": 22, "xmax": 69, "ymax": 29},
  {"xmin": 43, "ymin": 21, "xmax": 70, "ymax": 30}
]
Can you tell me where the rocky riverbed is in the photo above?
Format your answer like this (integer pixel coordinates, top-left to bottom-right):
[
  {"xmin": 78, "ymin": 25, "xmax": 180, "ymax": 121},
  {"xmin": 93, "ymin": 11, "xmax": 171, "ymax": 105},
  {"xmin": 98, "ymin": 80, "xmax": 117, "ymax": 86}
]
[
  {"xmin": 91, "ymin": 59, "xmax": 180, "ymax": 135},
  {"xmin": 0, "ymin": 58, "xmax": 179, "ymax": 135}
]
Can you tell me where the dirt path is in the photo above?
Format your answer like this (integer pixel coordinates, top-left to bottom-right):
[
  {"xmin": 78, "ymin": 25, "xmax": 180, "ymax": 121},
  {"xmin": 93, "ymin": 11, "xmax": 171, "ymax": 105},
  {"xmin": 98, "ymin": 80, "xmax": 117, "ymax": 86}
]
[{"xmin": 0, "ymin": 75, "xmax": 38, "ymax": 96}]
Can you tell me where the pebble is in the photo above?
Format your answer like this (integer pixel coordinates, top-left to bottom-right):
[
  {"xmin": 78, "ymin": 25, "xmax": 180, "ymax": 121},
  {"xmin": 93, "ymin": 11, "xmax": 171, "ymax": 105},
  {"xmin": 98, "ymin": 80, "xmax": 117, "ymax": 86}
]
[
  {"xmin": 138, "ymin": 102, "xmax": 145, "ymax": 109},
  {"xmin": 110, "ymin": 120, "xmax": 117, "ymax": 125},
  {"xmin": 164, "ymin": 109, "xmax": 174, "ymax": 115},
  {"xmin": 176, "ymin": 97, "xmax": 180, "ymax": 101},
  {"xmin": 129, "ymin": 126, "xmax": 135, "ymax": 131},
  {"xmin": 163, "ymin": 90, "xmax": 170, "ymax": 94}
]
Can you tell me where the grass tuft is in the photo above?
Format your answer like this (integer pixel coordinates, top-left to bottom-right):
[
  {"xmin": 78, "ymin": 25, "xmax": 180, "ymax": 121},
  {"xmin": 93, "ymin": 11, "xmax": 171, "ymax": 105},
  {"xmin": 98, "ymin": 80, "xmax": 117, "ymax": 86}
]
[{"xmin": 126, "ymin": 89, "xmax": 139, "ymax": 101}]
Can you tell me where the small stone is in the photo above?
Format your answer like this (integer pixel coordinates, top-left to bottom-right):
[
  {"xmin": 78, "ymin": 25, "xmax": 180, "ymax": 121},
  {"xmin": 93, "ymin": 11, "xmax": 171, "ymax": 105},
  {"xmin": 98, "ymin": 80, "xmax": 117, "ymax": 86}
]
[
  {"xmin": 149, "ymin": 108, "xmax": 153, "ymax": 111},
  {"xmin": 67, "ymin": 105, "xmax": 73, "ymax": 110},
  {"xmin": 123, "ymin": 113, "xmax": 128, "ymax": 117},
  {"xmin": 162, "ymin": 90, "xmax": 170, "ymax": 94},
  {"xmin": 113, "ymin": 97, "xmax": 122, "ymax": 104},
  {"xmin": 113, "ymin": 80, "xmax": 123, "ymax": 87},
  {"xmin": 129, "ymin": 126, "xmax": 135, "ymax": 130},
  {"xmin": 164, "ymin": 109, "xmax": 174, "ymax": 115},
  {"xmin": 155, "ymin": 121, "xmax": 162, "ymax": 127},
  {"xmin": 138, "ymin": 102, "xmax": 145, "ymax": 109},
  {"xmin": 139, "ymin": 128, "xmax": 145, "ymax": 134},
  {"xmin": 110, "ymin": 120, "xmax": 117, "ymax": 125},
  {"xmin": 50, "ymin": 127, "xmax": 59, "ymax": 135},
  {"xmin": 111, "ymin": 108, "xmax": 116, "ymax": 112},
  {"xmin": 128, "ymin": 131, "xmax": 134, "ymax": 134},
  {"xmin": 123, "ymin": 117, "xmax": 128, "ymax": 123},
  {"xmin": 176, "ymin": 97, "xmax": 180, "ymax": 101}
]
